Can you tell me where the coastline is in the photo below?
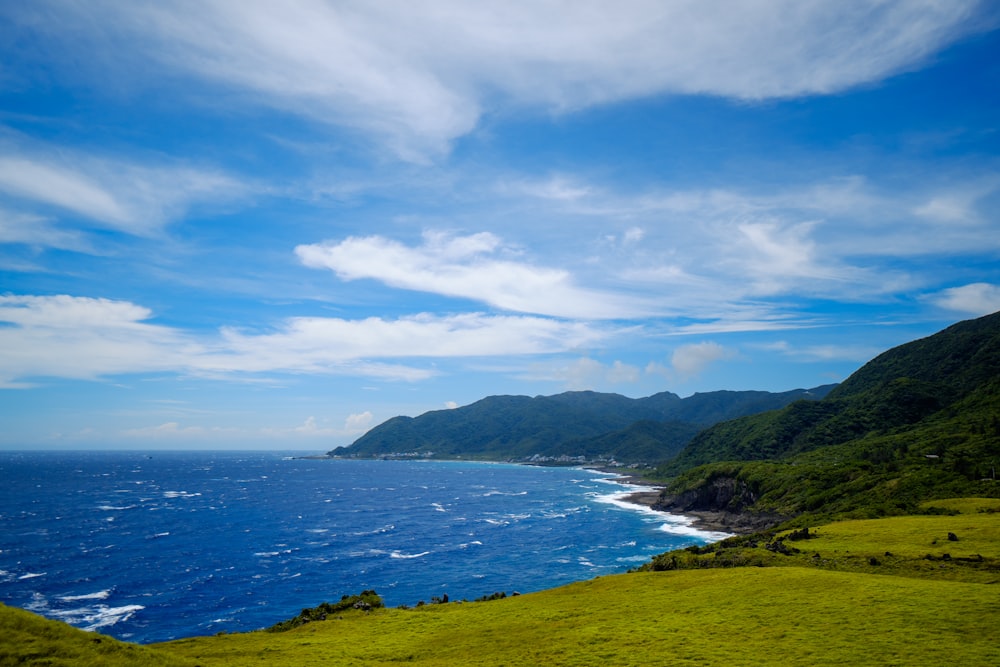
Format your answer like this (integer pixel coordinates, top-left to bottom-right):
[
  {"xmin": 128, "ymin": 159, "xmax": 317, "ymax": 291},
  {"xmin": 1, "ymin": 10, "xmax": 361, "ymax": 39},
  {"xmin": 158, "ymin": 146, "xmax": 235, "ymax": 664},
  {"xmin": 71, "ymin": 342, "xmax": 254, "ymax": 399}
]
[
  {"xmin": 587, "ymin": 467, "xmax": 742, "ymax": 538},
  {"xmin": 589, "ymin": 467, "xmax": 783, "ymax": 536}
]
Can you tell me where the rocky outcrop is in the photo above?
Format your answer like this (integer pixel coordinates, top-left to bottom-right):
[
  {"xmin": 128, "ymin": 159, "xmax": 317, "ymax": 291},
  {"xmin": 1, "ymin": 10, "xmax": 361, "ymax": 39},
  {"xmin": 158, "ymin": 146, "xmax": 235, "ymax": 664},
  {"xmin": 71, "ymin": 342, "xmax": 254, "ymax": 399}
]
[{"xmin": 653, "ymin": 475, "xmax": 787, "ymax": 533}]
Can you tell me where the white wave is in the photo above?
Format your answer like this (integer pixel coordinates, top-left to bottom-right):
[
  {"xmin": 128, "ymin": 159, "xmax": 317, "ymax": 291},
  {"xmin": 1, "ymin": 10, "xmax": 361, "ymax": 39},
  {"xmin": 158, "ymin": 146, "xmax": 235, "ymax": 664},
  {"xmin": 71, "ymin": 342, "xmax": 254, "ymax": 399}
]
[
  {"xmin": 352, "ymin": 524, "xmax": 395, "ymax": 536},
  {"xmin": 305, "ymin": 528, "xmax": 329, "ymax": 534},
  {"xmin": 163, "ymin": 491, "xmax": 202, "ymax": 498},
  {"xmin": 458, "ymin": 540, "xmax": 483, "ymax": 549},
  {"xmin": 431, "ymin": 503, "xmax": 447, "ymax": 512},
  {"xmin": 390, "ymin": 550, "xmax": 429, "ymax": 559},
  {"xmin": 483, "ymin": 490, "xmax": 528, "ymax": 497},
  {"xmin": 483, "ymin": 518, "xmax": 508, "ymax": 526},
  {"xmin": 254, "ymin": 551, "xmax": 281, "ymax": 557},
  {"xmin": 18, "ymin": 572, "xmax": 46, "ymax": 580},
  {"xmin": 656, "ymin": 518, "xmax": 731, "ymax": 542},
  {"xmin": 590, "ymin": 483, "xmax": 733, "ymax": 542},
  {"xmin": 97, "ymin": 505, "xmax": 135, "ymax": 511},
  {"xmin": 616, "ymin": 555, "xmax": 651, "ymax": 563},
  {"xmin": 51, "ymin": 604, "xmax": 145, "ymax": 631},
  {"xmin": 58, "ymin": 590, "xmax": 111, "ymax": 602}
]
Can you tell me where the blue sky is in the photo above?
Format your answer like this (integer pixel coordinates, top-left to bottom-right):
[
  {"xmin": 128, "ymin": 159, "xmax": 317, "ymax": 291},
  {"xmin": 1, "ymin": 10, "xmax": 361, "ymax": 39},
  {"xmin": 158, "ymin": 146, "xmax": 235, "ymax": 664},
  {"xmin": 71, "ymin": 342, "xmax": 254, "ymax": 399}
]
[{"xmin": 1, "ymin": 1, "xmax": 999, "ymax": 450}]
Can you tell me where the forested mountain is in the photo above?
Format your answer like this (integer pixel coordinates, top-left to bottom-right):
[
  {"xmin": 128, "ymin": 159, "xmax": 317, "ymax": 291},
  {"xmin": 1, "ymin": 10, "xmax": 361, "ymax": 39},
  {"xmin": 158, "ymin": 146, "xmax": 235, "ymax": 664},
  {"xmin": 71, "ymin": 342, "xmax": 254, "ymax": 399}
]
[
  {"xmin": 655, "ymin": 311, "xmax": 1000, "ymax": 527},
  {"xmin": 329, "ymin": 386, "xmax": 834, "ymax": 463}
]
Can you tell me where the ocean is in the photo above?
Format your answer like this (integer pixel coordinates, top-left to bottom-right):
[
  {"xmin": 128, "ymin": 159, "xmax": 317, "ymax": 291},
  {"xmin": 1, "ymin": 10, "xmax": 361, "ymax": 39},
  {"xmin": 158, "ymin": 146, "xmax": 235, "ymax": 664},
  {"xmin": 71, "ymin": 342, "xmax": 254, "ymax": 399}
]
[{"xmin": 0, "ymin": 451, "xmax": 727, "ymax": 643}]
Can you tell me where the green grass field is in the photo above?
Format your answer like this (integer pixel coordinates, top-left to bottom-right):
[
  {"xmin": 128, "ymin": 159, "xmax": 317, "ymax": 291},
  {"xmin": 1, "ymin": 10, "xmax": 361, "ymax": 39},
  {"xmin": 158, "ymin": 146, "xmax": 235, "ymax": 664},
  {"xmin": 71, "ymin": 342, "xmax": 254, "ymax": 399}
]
[{"xmin": 4, "ymin": 503, "xmax": 999, "ymax": 667}]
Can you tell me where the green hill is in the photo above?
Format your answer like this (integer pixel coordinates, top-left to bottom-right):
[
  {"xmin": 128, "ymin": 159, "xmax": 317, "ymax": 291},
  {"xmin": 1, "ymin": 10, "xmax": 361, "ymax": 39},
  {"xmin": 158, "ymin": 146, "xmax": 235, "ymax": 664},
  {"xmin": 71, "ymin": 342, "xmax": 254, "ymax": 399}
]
[
  {"xmin": 654, "ymin": 311, "xmax": 1000, "ymax": 527},
  {"xmin": 332, "ymin": 386, "xmax": 834, "ymax": 463}
]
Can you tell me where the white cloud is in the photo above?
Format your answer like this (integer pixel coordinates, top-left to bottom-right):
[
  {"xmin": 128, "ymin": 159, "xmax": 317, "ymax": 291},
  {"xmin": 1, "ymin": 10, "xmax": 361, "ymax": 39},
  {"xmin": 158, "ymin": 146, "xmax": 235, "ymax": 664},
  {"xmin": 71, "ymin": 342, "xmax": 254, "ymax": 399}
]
[
  {"xmin": 0, "ymin": 135, "xmax": 247, "ymax": 239},
  {"xmin": 444, "ymin": 401, "xmax": 459, "ymax": 409},
  {"xmin": 622, "ymin": 227, "xmax": 645, "ymax": 244},
  {"xmin": 297, "ymin": 231, "xmax": 648, "ymax": 318},
  {"xmin": 122, "ymin": 422, "xmax": 236, "ymax": 439},
  {"xmin": 0, "ymin": 294, "xmax": 612, "ymax": 386},
  {"xmin": 215, "ymin": 311, "xmax": 609, "ymax": 364},
  {"xmin": 503, "ymin": 171, "xmax": 1000, "ymax": 318},
  {"xmin": 0, "ymin": 295, "xmax": 191, "ymax": 386},
  {"xmin": 344, "ymin": 411, "xmax": 374, "ymax": 433},
  {"xmin": 756, "ymin": 340, "xmax": 882, "ymax": 363},
  {"xmin": 9, "ymin": 1, "xmax": 984, "ymax": 159},
  {"xmin": 526, "ymin": 356, "xmax": 642, "ymax": 390},
  {"xmin": 0, "ymin": 208, "xmax": 92, "ymax": 252},
  {"xmin": 929, "ymin": 283, "xmax": 1000, "ymax": 316},
  {"xmin": 671, "ymin": 342, "xmax": 735, "ymax": 379}
]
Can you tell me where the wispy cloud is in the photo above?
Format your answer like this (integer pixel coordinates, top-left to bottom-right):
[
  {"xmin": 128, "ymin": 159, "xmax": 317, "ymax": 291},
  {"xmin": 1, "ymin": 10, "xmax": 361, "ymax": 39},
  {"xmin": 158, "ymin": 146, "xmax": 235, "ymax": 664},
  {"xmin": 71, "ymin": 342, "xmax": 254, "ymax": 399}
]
[
  {"xmin": 0, "ymin": 133, "xmax": 248, "ymax": 241},
  {"xmin": 7, "ymin": 1, "xmax": 985, "ymax": 160},
  {"xmin": 297, "ymin": 231, "xmax": 650, "ymax": 318},
  {"xmin": 0, "ymin": 294, "xmax": 613, "ymax": 387},
  {"xmin": 505, "ymin": 172, "xmax": 1000, "ymax": 313},
  {"xmin": 928, "ymin": 283, "xmax": 1000, "ymax": 316},
  {"xmin": 670, "ymin": 341, "xmax": 736, "ymax": 380}
]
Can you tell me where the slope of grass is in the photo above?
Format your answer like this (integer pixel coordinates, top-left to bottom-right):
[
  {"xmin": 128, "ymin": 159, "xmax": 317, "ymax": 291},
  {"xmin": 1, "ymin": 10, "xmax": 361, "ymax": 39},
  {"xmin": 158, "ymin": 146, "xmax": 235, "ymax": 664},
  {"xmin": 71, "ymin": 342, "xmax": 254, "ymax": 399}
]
[
  {"xmin": 646, "ymin": 510, "xmax": 1000, "ymax": 584},
  {"xmin": 0, "ymin": 603, "xmax": 195, "ymax": 667},
  {"xmin": 158, "ymin": 568, "xmax": 999, "ymax": 666}
]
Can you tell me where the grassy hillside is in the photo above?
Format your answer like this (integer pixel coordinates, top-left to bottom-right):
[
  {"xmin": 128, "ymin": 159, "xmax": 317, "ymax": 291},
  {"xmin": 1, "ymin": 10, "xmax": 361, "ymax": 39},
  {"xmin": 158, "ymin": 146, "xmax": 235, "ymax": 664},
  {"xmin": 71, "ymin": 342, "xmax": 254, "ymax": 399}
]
[
  {"xmin": 158, "ymin": 569, "xmax": 999, "ymax": 666},
  {"xmin": 0, "ymin": 603, "xmax": 195, "ymax": 667},
  {"xmin": 6, "ymin": 508, "xmax": 999, "ymax": 666}
]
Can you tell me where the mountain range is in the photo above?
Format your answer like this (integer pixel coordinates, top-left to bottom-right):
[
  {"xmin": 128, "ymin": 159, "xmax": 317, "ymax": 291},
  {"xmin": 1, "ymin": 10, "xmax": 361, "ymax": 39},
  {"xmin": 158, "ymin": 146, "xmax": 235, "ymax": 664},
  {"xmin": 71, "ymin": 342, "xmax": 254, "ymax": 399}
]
[{"xmin": 329, "ymin": 385, "xmax": 835, "ymax": 463}]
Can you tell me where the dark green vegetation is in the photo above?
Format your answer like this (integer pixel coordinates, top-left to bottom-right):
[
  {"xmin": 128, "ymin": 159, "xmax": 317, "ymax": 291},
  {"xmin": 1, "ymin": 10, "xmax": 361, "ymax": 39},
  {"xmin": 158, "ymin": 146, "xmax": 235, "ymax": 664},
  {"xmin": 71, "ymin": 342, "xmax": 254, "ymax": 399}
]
[
  {"xmin": 265, "ymin": 590, "xmax": 384, "ymax": 632},
  {"xmin": 654, "ymin": 311, "xmax": 1000, "ymax": 528},
  {"xmin": 331, "ymin": 385, "xmax": 833, "ymax": 464}
]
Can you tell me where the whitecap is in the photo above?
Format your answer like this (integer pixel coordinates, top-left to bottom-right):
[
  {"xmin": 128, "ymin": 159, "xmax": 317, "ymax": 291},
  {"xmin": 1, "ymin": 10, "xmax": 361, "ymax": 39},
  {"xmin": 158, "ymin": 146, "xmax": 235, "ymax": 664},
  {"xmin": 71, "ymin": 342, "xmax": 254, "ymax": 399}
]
[
  {"xmin": 163, "ymin": 491, "xmax": 202, "ymax": 499},
  {"xmin": 51, "ymin": 604, "xmax": 145, "ymax": 631},
  {"xmin": 352, "ymin": 524, "xmax": 395, "ymax": 536},
  {"xmin": 18, "ymin": 572, "xmax": 46, "ymax": 580},
  {"xmin": 616, "ymin": 555, "xmax": 651, "ymax": 564},
  {"xmin": 431, "ymin": 503, "xmax": 447, "ymax": 512},
  {"xmin": 390, "ymin": 550, "xmax": 429, "ymax": 559},
  {"xmin": 97, "ymin": 505, "xmax": 135, "ymax": 511},
  {"xmin": 58, "ymin": 590, "xmax": 111, "ymax": 602},
  {"xmin": 590, "ymin": 483, "xmax": 732, "ymax": 542},
  {"xmin": 656, "ymin": 518, "xmax": 731, "ymax": 542}
]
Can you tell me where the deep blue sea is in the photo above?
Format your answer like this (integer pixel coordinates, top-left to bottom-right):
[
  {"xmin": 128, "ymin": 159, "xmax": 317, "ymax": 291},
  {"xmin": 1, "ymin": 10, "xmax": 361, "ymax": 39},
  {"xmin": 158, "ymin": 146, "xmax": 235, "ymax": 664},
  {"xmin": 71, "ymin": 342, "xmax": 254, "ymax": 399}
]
[{"xmin": 0, "ymin": 451, "xmax": 727, "ymax": 643}]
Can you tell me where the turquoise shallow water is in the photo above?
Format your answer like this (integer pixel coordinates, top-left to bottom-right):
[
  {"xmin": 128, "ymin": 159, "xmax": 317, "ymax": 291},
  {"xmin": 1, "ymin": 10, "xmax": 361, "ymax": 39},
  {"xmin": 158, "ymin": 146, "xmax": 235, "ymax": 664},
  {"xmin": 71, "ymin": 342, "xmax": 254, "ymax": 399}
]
[{"xmin": 0, "ymin": 451, "xmax": 724, "ymax": 642}]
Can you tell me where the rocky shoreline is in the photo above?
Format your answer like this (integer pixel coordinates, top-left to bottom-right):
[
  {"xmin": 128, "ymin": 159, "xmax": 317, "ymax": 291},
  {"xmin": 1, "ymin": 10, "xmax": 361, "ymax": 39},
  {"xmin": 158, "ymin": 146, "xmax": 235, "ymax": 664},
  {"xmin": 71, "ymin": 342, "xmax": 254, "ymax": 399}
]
[{"xmin": 603, "ymin": 470, "xmax": 776, "ymax": 535}]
